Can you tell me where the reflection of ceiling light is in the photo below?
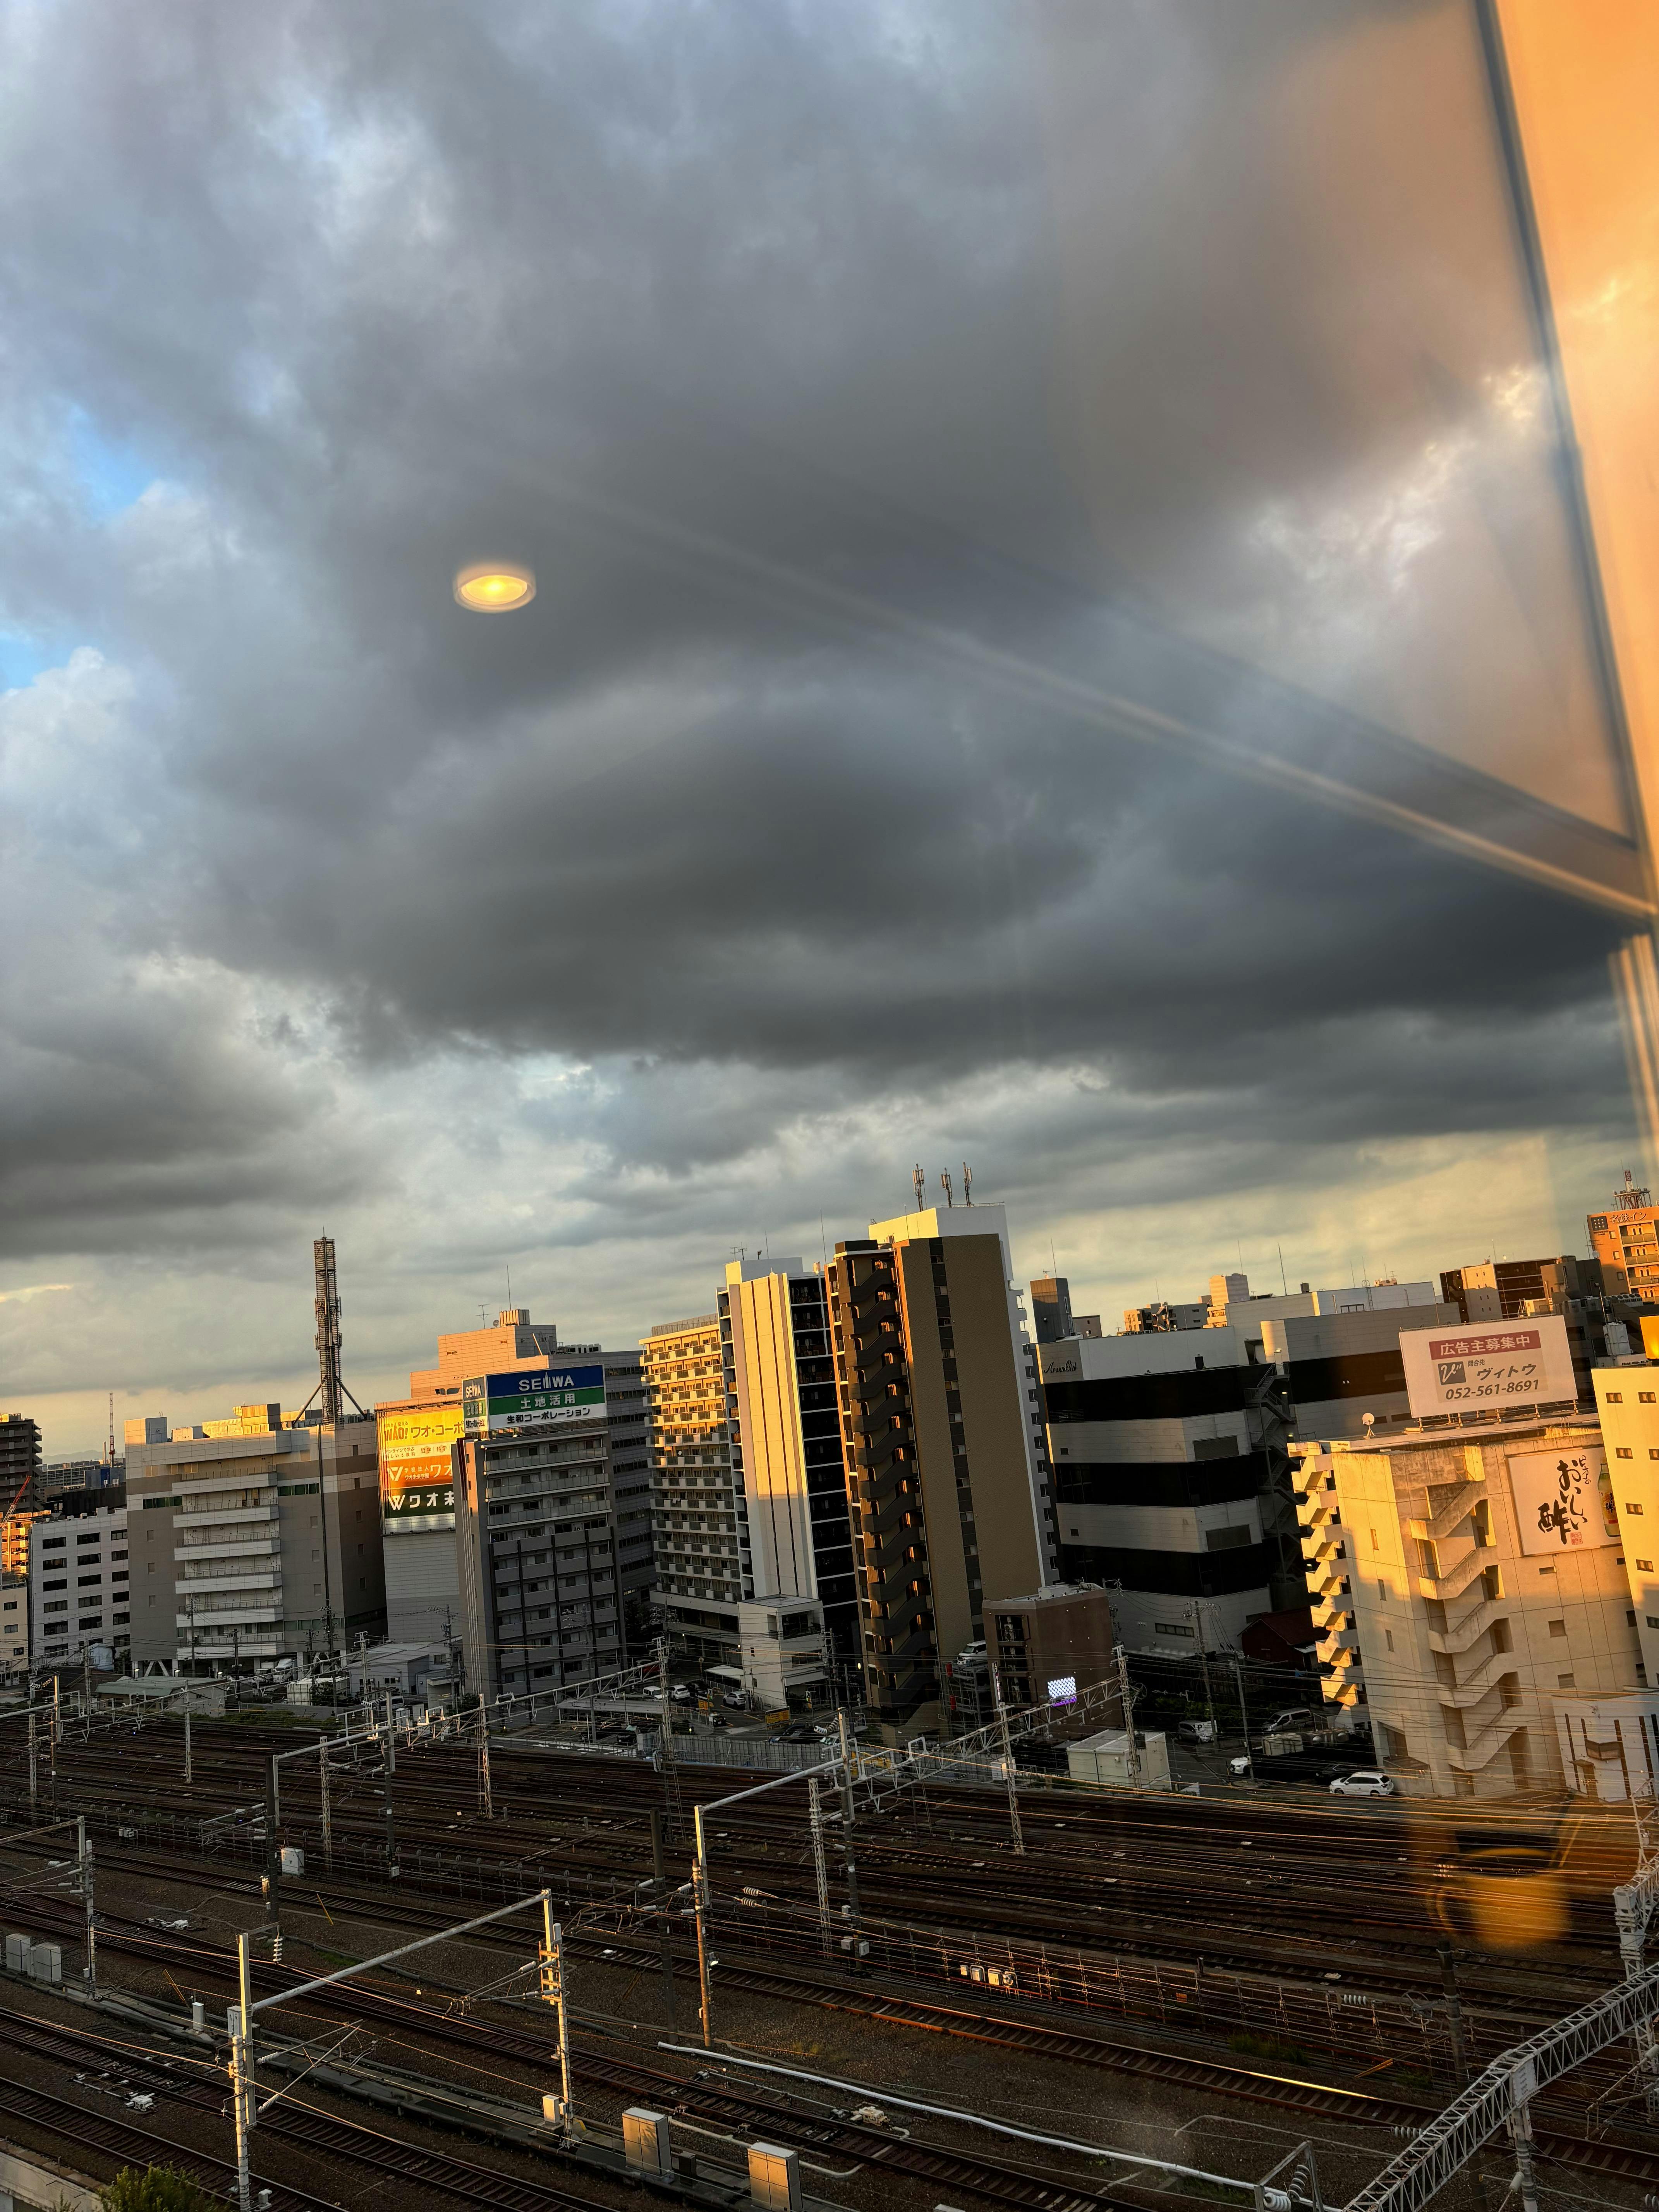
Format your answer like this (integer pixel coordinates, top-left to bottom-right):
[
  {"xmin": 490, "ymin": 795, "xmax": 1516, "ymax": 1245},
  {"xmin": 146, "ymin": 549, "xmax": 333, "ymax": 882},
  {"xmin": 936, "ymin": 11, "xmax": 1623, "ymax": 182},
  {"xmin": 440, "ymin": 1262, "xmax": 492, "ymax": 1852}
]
[{"xmin": 453, "ymin": 561, "xmax": 536, "ymax": 611}]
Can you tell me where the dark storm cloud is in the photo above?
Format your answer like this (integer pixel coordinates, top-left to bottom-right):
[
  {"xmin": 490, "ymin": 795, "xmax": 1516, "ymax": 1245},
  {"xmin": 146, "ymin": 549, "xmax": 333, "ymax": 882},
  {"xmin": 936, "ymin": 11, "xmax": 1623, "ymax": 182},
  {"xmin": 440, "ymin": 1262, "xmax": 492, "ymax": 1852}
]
[{"xmin": 0, "ymin": 0, "xmax": 1635, "ymax": 1287}]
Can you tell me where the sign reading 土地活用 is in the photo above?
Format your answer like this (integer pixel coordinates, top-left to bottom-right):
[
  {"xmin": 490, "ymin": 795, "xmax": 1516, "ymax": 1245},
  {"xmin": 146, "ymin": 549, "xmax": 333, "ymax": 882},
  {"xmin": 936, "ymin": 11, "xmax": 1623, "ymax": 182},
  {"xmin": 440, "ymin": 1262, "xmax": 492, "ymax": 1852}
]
[
  {"xmin": 377, "ymin": 1403, "xmax": 466, "ymax": 1534},
  {"xmin": 1399, "ymin": 1312, "xmax": 1577, "ymax": 1417},
  {"xmin": 1509, "ymin": 1443, "xmax": 1617, "ymax": 1556},
  {"xmin": 462, "ymin": 1364, "xmax": 606, "ymax": 1434}
]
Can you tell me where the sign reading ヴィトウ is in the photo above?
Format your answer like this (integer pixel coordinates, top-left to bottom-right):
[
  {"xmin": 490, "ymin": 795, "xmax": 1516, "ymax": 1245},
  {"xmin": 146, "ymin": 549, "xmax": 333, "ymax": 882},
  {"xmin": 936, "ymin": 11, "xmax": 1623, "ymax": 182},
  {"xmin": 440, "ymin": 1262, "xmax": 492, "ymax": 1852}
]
[{"xmin": 1400, "ymin": 1313, "xmax": 1577, "ymax": 1417}]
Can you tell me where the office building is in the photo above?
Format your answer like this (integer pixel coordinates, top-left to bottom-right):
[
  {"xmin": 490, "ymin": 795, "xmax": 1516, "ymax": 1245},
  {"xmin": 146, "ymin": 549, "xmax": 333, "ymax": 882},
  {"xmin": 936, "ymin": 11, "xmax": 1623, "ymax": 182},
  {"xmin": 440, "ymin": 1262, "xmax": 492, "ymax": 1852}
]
[
  {"xmin": 0, "ymin": 1414, "xmax": 42, "ymax": 1515},
  {"xmin": 379, "ymin": 1311, "xmax": 651, "ymax": 1649},
  {"xmin": 990, "ymin": 1582, "xmax": 1116, "ymax": 1711},
  {"xmin": 452, "ymin": 1359, "xmax": 632, "ymax": 1700},
  {"xmin": 1441, "ymin": 1255, "xmax": 1604, "ymax": 1324},
  {"xmin": 1296, "ymin": 1411, "xmax": 1644, "ymax": 1798},
  {"xmin": 125, "ymin": 1413, "xmax": 383, "ymax": 1668},
  {"xmin": 720, "ymin": 1259, "xmax": 856, "ymax": 1659},
  {"xmin": 1123, "ymin": 1298, "xmax": 1211, "ymax": 1334},
  {"xmin": 1041, "ymin": 1327, "xmax": 1287, "ymax": 1654},
  {"xmin": 30, "ymin": 1503, "xmax": 129, "ymax": 1668},
  {"xmin": 40, "ymin": 1457, "xmax": 123, "ymax": 1503},
  {"xmin": 1259, "ymin": 1300, "xmax": 1462, "ymax": 1439},
  {"xmin": 1030, "ymin": 1276, "xmax": 1102, "ymax": 1345},
  {"xmin": 1589, "ymin": 1174, "xmax": 1659, "ymax": 1300},
  {"xmin": 657, "ymin": 1591, "xmax": 830, "ymax": 1711},
  {"xmin": 0, "ymin": 1573, "xmax": 24, "ymax": 1673},
  {"xmin": 828, "ymin": 1204, "xmax": 1051, "ymax": 1739},
  {"xmin": 643, "ymin": 1314, "xmax": 749, "ymax": 1606}
]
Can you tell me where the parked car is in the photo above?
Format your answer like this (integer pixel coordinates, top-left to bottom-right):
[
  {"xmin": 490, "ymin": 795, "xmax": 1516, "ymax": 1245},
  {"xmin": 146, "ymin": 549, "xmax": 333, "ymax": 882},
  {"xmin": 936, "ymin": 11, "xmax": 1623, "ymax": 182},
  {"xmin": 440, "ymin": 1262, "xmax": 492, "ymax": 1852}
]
[
  {"xmin": 722, "ymin": 1692, "xmax": 748, "ymax": 1711},
  {"xmin": 780, "ymin": 1722, "xmax": 826, "ymax": 1744},
  {"xmin": 1263, "ymin": 1708, "xmax": 1314, "ymax": 1735},
  {"xmin": 669, "ymin": 1684, "xmax": 693, "ymax": 1704},
  {"xmin": 1329, "ymin": 1769, "xmax": 1396, "ymax": 1798}
]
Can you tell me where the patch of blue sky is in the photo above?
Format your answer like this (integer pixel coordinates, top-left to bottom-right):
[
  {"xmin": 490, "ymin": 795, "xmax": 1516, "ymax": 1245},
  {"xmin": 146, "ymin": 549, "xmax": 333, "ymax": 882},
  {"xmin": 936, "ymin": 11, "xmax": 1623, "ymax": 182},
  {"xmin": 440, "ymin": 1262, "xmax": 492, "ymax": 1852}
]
[
  {"xmin": 0, "ymin": 631, "xmax": 77, "ymax": 692},
  {"xmin": 65, "ymin": 405, "xmax": 159, "ymax": 519}
]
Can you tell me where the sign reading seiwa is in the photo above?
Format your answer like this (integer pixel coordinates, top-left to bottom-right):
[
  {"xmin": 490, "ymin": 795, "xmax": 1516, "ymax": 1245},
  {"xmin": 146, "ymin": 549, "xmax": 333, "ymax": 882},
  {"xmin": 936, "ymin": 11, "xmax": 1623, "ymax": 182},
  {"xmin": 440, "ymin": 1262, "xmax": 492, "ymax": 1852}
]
[
  {"xmin": 1510, "ymin": 1443, "xmax": 1618, "ymax": 1556},
  {"xmin": 462, "ymin": 1364, "xmax": 606, "ymax": 1433},
  {"xmin": 1399, "ymin": 1312, "xmax": 1577, "ymax": 1418}
]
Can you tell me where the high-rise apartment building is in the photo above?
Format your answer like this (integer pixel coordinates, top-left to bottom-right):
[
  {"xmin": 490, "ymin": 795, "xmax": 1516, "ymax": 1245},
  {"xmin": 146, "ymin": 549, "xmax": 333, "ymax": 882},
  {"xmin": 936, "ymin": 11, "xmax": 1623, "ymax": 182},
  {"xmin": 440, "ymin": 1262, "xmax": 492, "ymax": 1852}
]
[
  {"xmin": 30, "ymin": 1501, "xmax": 129, "ymax": 1668},
  {"xmin": 1030, "ymin": 1275, "xmax": 1099, "ymax": 1343},
  {"xmin": 452, "ymin": 1358, "xmax": 637, "ymax": 1699},
  {"xmin": 720, "ymin": 1259, "xmax": 855, "ymax": 1659},
  {"xmin": 643, "ymin": 1314, "xmax": 749, "ymax": 1605},
  {"xmin": 828, "ymin": 1204, "xmax": 1051, "ymax": 1739},
  {"xmin": 0, "ymin": 1414, "xmax": 42, "ymax": 1515},
  {"xmin": 125, "ymin": 1414, "xmax": 384, "ymax": 1668}
]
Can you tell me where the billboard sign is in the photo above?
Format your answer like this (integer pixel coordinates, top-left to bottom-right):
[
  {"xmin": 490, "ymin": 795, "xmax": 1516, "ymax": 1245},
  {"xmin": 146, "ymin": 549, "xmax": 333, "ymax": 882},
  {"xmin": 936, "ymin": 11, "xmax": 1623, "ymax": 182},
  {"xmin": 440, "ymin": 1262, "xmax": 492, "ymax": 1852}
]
[
  {"xmin": 1510, "ymin": 1443, "xmax": 1618, "ymax": 1556},
  {"xmin": 377, "ymin": 1403, "xmax": 465, "ymax": 1534},
  {"xmin": 462, "ymin": 1364, "xmax": 606, "ymax": 1434},
  {"xmin": 1399, "ymin": 1314, "xmax": 1577, "ymax": 1418}
]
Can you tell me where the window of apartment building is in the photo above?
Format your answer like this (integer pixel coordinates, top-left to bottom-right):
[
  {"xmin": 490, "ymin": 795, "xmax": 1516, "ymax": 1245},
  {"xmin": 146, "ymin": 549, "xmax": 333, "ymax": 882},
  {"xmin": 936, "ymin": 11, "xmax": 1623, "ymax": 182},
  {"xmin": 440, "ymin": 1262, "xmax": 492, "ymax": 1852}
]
[
  {"xmin": 1628, "ymin": 1502, "xmax": 1645, "ymax": 1514},
  {"xmin": 1618, "ymin": 1447, "xmax": 1635, "ymax": 1458},
  {"xmin": 1608, "ymin": 1393, "xmax": 1625, "ymax": 1403},
  {"xmin": 1548, "ymin": 1619, "xmax": 1566, "ymax": 1637}
]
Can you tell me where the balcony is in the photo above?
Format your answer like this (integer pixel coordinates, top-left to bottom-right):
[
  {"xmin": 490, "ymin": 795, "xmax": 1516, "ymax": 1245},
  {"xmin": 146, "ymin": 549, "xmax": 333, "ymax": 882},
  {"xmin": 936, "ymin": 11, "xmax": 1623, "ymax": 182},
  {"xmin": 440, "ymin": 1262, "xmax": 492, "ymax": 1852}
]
[
  {"xmin": 176, "ymin": 1598, "xmax": 283, "ymax": 1628},
  {"xmin": 174, "ymin": 1532, "xmax": 280, "ymax": 1564},
  {"xmin": 174, "ymin": 1498, "xmax": 278, "ymax": 1529},
  {"xmin": 178, "ymin": 1567, "xmax": 282, "ymax": 1596}
]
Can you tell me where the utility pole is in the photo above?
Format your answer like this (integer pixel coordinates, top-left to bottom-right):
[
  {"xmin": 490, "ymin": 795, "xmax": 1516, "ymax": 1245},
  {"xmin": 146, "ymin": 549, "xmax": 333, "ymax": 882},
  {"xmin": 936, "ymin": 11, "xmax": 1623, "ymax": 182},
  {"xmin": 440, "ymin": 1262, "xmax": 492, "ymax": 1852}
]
[
  {"xmin": 1230, "ymin": 1654, "xmax": 1255, "ymax": 1783},
  {"xmin": 27, "ymin": 1707, "xmax": 36, "ymax": 1815},
  {"xmin": 478, "ymin": 1707, "xmax": 494, "ymax": 1819},
  {"xmin": 1192, "ymin": 1602, "xmax": 1216, "ymax": 1740},
  {"xmin": 692, "ymin": 1803, "xmax": 714, "ymax": 2049},
  {"xmin": 318, "ymin": 1735, "xmax": 332, "ymax": 1870},
  {"xmin": 78, "ymin": 1814, "xmax": 97, "ymax": 2000},
  {"xmin": 183, "ymin": 1692, "xmax": 192, "ymax": 1784},
  {"xmin": 990, "ymin": 1660, "xmax": 1024, "ymax": 1853},
  {"xmin": 539, "ymin": 1898, "xmax": 574, "ymax": 2128},
  {"xmin": 1438, "ymin": 1946, "xmax": 1471, "ymax": 2089},
  {"xmin": 263, "ymin": 1757, "xmax": 283, "ymax": 1962},
  {"xmin": 650, "ymin": 1807, "xmax": 675, "ymax": 2023},
  {"xmin": 809, "ymin": 1775, "xmax": 832, "ymax": 1956},
  {"xmin": 384, "ymin": 1689, "xmax": 397, "ymax": 1772},
  {"xmin": 1114, "ymin": 1643, "xmax": 1141, "ymax": 1791},
  {"xmin": 836, "ymin": 1708, "xmax": 864, "ymax": 1971},
  {"xmin": 230, "ymin": 1929, "xmax": 256, "ymax": 2212}
]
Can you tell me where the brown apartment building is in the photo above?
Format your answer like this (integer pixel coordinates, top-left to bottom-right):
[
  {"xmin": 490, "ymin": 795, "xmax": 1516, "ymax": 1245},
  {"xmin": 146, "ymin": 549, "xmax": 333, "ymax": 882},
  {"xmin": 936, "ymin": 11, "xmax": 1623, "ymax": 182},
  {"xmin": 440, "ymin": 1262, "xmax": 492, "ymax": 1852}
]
[
  {"xmin": 828, "ymin": 1204, "xmax": 1051, "ymax": 1741},
  {"xmin": 1589, "ymin": 1174, "xmax": 1659, "ymax": 1300}
]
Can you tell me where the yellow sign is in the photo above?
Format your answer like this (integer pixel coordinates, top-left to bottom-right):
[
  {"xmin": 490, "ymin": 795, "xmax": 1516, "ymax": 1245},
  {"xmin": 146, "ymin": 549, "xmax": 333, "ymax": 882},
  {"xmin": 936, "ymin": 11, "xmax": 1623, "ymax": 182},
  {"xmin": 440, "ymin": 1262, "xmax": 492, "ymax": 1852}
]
[{"xmin": 378, "ymin": 1402, "xmax": 465, "ymax": 1532}]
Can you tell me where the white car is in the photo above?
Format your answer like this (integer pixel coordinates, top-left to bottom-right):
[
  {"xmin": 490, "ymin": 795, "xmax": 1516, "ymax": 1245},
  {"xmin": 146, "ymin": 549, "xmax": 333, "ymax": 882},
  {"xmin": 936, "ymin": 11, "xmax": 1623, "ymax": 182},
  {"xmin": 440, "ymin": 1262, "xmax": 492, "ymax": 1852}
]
[{"xmin": 1329, "ymin": 1770, "xmax": 1395, "ymax": 1798}]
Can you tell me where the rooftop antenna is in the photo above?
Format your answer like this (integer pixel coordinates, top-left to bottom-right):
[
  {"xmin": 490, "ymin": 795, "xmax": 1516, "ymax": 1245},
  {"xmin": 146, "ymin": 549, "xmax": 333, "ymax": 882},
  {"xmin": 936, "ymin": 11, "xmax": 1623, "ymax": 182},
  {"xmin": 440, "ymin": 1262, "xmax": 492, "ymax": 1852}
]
[
  {"xmin": 913, "ymin": 1163, "xmax": 926, "ymax": 1212},
  {"xmin": 106, "ymin": 1391, "xmax": 115, "ymax": 1468},
  {"xmin": 962, "ymin": 1161, "xmax": 972, "ymax": 1207},
  {"xmin": 940, "ymin": 1168, "xmax": 954, "ymax": 1210},
  {"xmin": 1278, "ymin": 1243, "xmax": 1288, "ymax": 1297},
  {"xmin": 505, "ymin": 1262, "xmax": 512, "ymax": 1309},
  {"xmin": 299, "ymin": 1233, "xmax": 366, "ymax": 1427},
  {"xmin": 478, "ymin": 1300, "xmax": 490, "ymax": 1326}
]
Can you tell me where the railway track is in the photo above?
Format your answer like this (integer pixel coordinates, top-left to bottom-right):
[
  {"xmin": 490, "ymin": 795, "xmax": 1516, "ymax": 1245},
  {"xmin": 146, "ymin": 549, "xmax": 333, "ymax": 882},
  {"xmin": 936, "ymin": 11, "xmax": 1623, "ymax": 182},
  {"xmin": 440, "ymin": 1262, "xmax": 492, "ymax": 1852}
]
[{"xmin": 3, "ymin": 1728, "xmax": 1632, "ymax": 2021}]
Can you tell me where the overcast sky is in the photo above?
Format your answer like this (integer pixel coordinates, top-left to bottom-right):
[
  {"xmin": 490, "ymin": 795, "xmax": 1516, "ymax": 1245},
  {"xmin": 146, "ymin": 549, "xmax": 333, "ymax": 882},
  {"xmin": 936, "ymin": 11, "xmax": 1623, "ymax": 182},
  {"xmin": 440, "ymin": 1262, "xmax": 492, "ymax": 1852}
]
[{"xmin": 0, "ymin": 0, "xmax": 1642, "ymax": 1456}]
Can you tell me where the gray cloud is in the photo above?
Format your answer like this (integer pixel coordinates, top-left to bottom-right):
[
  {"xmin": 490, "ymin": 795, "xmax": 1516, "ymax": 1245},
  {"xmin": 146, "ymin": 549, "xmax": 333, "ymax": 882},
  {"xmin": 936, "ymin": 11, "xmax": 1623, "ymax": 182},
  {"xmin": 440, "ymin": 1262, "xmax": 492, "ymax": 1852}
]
[{"xmin": 0, "ymin": 0, "xmax": 1638, "ymax": 1446}]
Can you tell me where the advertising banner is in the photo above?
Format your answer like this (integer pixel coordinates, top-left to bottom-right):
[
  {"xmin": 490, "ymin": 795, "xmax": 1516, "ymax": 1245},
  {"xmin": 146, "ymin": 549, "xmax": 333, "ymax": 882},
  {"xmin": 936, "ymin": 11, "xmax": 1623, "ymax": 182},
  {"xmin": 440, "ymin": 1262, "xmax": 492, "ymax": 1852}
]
[
  {"xmin": 462, "ymin": 1364, "xmax": 606, "ymax": 1434},
  {"xmin": 1510, "ymin": 1443, "xmax": 1617, "ymax": 1556},
  {"xmin": 378, "ymin": 1403, "xmax": 465, "ymax": 1534},
  {"xmin": 1400, "ymin": 1313, "xmax": 1577, "ymax": 1417}
]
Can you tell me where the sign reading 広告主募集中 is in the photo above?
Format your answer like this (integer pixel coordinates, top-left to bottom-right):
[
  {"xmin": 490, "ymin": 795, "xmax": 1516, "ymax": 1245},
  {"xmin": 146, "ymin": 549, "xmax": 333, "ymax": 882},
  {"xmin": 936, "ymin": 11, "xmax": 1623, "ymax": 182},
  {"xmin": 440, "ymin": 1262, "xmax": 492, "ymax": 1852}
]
[
  {"xmin": 1399, "ymin": 1313, "xmax": 1577, "ymax": 1418},
  {"xmin": 377, "ymin": 1402, "xmax": 466, "ymax": 1535},
  {"xmin": 461, "ymin": 1364, "xmax": 606, "ymax": 1433}
]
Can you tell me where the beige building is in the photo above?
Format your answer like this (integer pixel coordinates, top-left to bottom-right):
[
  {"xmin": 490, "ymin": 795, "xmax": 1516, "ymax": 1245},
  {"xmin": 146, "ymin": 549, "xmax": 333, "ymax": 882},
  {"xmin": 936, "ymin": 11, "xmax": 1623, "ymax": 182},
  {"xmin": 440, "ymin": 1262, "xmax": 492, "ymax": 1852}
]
[
  {"xmin": 125, "ymin": 1415, "xmax": 384, "ymax": 1669},
  {"xmin": 1297, "ymin": 1415, "xmax": 1644, "ymax": 1797},
  {"xmin": 642, "ymin": 1313, "xmax": 749, "ymax": 1606}
]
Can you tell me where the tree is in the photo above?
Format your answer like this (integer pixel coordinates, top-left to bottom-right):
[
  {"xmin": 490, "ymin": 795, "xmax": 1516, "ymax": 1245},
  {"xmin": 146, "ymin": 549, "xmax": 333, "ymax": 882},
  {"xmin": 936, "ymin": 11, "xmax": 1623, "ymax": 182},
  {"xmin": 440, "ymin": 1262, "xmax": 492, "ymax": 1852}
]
[{"xmin": 100, "ymin": 2166, "xmax": 220, "ymax": 2212}]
